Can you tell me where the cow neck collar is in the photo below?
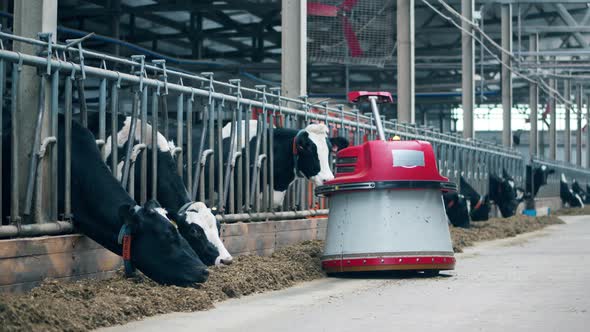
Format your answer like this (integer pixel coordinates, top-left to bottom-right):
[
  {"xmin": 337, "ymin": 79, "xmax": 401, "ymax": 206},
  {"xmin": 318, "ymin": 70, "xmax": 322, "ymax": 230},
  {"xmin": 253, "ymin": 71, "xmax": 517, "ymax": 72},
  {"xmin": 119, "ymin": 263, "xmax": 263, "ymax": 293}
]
[
  {"xmin": 292, "ymin": 129, "xmax": 306, "ymax": 178},
  {"xmin": 473, "ymin": 196, "xmax": 484, "ymax": 210},
  {"xmin": 117, "ymin": 205, "xmax": 141, "ymax": 278}
]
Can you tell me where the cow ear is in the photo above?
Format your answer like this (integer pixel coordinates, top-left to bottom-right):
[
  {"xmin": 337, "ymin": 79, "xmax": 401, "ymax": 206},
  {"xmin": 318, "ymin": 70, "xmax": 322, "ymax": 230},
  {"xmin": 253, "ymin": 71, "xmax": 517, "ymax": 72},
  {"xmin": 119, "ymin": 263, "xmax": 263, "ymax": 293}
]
[{"xmin": 329, "ymin": 137, "xmax": 349, "ymax": 151}]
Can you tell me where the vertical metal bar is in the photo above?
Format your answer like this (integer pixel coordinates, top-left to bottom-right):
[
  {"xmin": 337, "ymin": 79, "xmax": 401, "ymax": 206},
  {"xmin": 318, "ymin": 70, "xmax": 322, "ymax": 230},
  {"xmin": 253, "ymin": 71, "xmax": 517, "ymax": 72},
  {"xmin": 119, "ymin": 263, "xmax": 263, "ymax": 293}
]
[
  {"xmin": 208, "ymin": 99, "xmax": 215, "ymax": 207},
  {"xmin": 565, "ymin": 80, "xmax": 571, "ymax": 163},
  {"xmin": 151, "ymin": 90, "xmax": 158, "ymax": 200},
  {"xmin": 10, "ymin": 63, "xmax": 20, "ymax": 224},
  {"xmin": 191, "ymin": 102, "xmax": 209, "ymax": 201},
  {"xmin": 110, "ymin": 81, "xmax": 119, "ymax": 179},
  {"xmin": 587, "ymin": 94, "xmax": 590, "ymax": 168},
  {"xmin": 176, "ymin": 92, "xmax": 184, "ymax": 177},
  {"xmin": 223, "ymin": 105, "xmax": 236, "ymax": 213},
  {"xmin": 550, "ymin": 76, "xmax": 557, "ymax": 160},
  {"xmin": 462, "ymin": 0, "xmax": 474, "ymax": 139},
  {"xmin": 162, "ymin": 95, "xmax": 169, "ymax": 139},
  {"xmin": 77, "ymin": 78, "xmax": 88, "ymax": 128},
  {"xmin": 529, "ymin": 34, "xmax": 538, "ymax": 159},
  {"xmin": 217, "ymin": 101, "xmax": 224, "ymax": 211},
  {"xmin": 501, "ymin": 3, "xmax": 512, "ymax": 147},
  {"xmin": 23, "ymin": 75, "xmax": 47, "ymax": 218},
  {"xmin": 64, "ymin": 76, "xmax": 72, "ymax": 220},
  {"xmin": 236, "ymin": 104, "xmax": 243, "ymax": 213},
  {"xmin": 576, "ymin": 84, "xmax": 582, "ymax": 166},
  {"xmin": 244, "ymin": 105, "xmax": 251, "ymax": 210},
  {"xmin": 98, "ymin": 78, "xmax": 107, "ymax": 160},
  {"xmin": 269, "ymin": 107, "xmax": 275, "ymax": 210},
  {"xmin": 50, "ymin": 69, "xmax": 59, "ymax": 221},
  {"xmin": 186, "ymin": 95, "xmax": 193, "ymax": 195},
  {"xmin": 140, "ymin": 87, "xmax": 148, "ymax": 203},
  {"xmin": 396, "ymin": 0, "xmax": 415, "ymax": 123},
  {"xmin": 121, "ymin": 91, "xmax": 139, "ymax": 189},
  {"xmin": 0, "ymin": 60, "xmax": 3, "ymax": 222}
]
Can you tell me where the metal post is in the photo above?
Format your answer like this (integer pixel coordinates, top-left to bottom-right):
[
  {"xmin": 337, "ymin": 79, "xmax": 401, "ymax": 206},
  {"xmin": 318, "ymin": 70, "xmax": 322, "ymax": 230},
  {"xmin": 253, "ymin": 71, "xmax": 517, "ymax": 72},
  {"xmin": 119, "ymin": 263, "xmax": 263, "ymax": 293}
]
[
  {"xmin": 281, "ymin": 0, "xmax": 307, "ymax": 102},
  {"xmin": 564, "ymin": 80, "xmax": 571, "ymax": 163},
  {"xmin": 587, "ymin": 94, "xmax": 590, "ymax": 167},
  {"xmin": 550, "ymin": 78, "xmax": 557, "ymax": 160},
  {"xmin": 110, "ymin": 0, "xmax": 121, "ymax": 55},
  {"xmin": 501, "ymin": 3, "xmax": 512, "ymax": 147},
  {"xmin": 397, "ymin": 0, "xmax": 415, "ymax": 124},
  {"xmin": 368, "ymin": 97, "xmax": 386, "ymax": 141},
  {"xmin": 13, "ymin": 0, "xmax": 57, "ymax": 223},
  {"xmin": 529, "ymin": 34, "xmax": 538, "ymax": 158},
  {"xmin": 576, "ymin": 84, "xmax": 582, "ymax": 166},
  {"xmin": 462, "ymin": 0, "xmax": 474, "ymax": 139}
]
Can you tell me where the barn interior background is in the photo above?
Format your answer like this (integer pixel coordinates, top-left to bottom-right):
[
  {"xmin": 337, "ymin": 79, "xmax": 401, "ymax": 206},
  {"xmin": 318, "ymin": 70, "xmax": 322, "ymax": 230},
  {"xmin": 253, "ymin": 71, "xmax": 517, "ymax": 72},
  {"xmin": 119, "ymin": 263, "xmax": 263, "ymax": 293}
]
[{"xmin": 1, "ymin": 0, "xmax": 590, "ymax": 292}]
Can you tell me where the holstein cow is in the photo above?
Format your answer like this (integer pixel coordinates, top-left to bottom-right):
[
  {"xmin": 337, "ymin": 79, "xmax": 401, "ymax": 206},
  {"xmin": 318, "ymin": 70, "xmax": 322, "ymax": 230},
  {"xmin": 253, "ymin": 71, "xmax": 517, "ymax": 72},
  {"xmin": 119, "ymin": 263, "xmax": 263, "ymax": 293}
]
[
  {"xmin": 459, "ymin": 176, "xmax": 490, "ymax": 221},
  {"xmin": 1, "ymin": 115, "xmax": 209, "ymax": 285},
  {"xmin": 560, "ymin": 174, "xmax": 584, "ymax": 208},
  {"xmin": 442, "ymin": 192, "xmax": 470, "ymax": 228},
  {"xmin": 488, "ymin": 172, "xmax": 521, "ymax": 218},
  {"xmin": 86, "ymin": 113, "xmax": 233, "ymax": 266},
  {"xmin": 525, "ymin": 165, "xmax": 555, "ymax": 197},
  {"xmin": 571, "ymin": 179, "xmax": 589, "ymax": 204},
  {"xmin": 172, "ymin": 119, "xmax": 349, "ymax": 209}
]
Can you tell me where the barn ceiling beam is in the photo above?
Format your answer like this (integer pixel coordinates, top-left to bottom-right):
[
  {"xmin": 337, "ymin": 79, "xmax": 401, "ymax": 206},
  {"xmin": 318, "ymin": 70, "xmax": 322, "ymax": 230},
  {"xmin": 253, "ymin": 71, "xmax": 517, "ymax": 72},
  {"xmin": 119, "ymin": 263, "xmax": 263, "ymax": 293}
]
[{"xmin": 554, "ymin": 3, "xmax": 590, "ymax": 48}]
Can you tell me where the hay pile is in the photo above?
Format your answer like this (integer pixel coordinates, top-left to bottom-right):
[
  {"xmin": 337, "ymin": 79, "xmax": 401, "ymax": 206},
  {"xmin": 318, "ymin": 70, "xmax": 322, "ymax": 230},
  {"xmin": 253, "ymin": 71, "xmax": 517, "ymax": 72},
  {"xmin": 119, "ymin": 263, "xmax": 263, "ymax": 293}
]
[
  {"xmin": 0, "ymin": 214, "xmax": 565, "ymax": 331},
  {"xmin": 554, "ymin": 206, "xmax": 590, "ymax": 216},
  {"xmin": 450, "ymin": 215, "xmax": 564, "ymax": 252},
  {"xmin": 0, "ymin": 241, "xmax": 324, "ymax": 332}
]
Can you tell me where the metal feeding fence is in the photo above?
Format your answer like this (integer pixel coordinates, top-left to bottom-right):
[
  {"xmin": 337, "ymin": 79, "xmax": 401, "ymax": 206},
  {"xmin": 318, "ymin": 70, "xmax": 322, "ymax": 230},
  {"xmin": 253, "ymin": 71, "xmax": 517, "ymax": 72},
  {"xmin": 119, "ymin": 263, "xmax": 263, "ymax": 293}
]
[
  {"xmin": 0, "ymin": 30, "xmax": 588, "ymax": 239},
  {"xmin": 307, "ymin": 0, "xmax": 395, "ymax": 66}
]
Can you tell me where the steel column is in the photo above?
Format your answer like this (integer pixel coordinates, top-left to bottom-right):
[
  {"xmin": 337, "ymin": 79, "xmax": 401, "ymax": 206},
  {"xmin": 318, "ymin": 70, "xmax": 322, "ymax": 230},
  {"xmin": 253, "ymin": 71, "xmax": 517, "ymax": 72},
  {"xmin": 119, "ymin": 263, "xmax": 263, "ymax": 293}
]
[
  {"xmin": 529, "ymin": 34, "xmax": 538, "ymax": 158},
  {"xmin": 501, "ymin": 3, "xmax": 512, "ymax": 147},
  {"xmin": 565, "ymin": 80, "xmax": 571, "ymax": 163},
  {"xmin": 462, "ymin": 0, "xmax": 474, "ymax": 139},
  {"xmin": 587, "ymin": 94, "xmax": 590, "ymax": 168},
  {"xmin": 13, "ymin": 0, "xmax": 57, "ymax": 223},
  {"xmin": 281, "ymin": 0, "xmax": 306, "ymax": 101},
  {"xmin": 397, "ymin": 0, "xmax": 415, "ymax": 124},
  {"xmin": 576, "ymin": 84, "xmax": 582, "ymax": 166},
  {"xmin": 550, "ymin": 78, "xmax": 557, "ymax": 160}
]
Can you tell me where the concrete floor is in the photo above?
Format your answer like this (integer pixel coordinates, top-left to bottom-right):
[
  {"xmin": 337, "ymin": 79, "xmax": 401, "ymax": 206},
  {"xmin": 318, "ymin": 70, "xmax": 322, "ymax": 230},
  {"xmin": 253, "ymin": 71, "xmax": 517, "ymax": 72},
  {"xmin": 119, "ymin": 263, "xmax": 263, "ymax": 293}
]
[{"xmin": 100, "ymin": 215, "xmax": 590, "ymax": 332}]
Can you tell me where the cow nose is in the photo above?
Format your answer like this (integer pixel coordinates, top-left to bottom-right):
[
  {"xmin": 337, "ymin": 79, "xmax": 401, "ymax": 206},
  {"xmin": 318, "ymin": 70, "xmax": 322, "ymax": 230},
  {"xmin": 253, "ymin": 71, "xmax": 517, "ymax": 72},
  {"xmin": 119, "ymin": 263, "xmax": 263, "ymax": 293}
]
[{"xmin": 221, "ymin": 257, "xmax": 233, "ymax": 265}]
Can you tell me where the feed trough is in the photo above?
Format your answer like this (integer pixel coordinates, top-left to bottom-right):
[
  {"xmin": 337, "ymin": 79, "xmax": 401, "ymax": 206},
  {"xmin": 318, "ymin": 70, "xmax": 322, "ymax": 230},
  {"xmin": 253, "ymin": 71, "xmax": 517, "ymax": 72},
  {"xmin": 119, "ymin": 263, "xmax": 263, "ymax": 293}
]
[{"xmin": 315, "ymin": 91, "xmax": 456, "ymax": 274}]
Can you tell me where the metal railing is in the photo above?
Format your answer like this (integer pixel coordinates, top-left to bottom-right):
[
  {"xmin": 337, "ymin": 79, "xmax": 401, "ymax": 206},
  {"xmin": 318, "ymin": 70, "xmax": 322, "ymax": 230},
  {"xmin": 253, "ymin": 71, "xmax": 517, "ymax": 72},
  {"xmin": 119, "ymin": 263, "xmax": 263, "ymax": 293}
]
[{"xmin": 0, "ymin": 31, "xmax": 589, "ymax": 238}]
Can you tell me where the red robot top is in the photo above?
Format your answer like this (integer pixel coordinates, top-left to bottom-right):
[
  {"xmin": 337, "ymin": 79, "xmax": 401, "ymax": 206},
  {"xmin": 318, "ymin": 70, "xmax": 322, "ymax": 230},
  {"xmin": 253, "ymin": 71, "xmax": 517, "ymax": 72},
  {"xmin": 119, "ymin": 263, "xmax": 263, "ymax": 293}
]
[{"xmin": 316, "ymin": 139, "xmax": 455, "ymax": 196}]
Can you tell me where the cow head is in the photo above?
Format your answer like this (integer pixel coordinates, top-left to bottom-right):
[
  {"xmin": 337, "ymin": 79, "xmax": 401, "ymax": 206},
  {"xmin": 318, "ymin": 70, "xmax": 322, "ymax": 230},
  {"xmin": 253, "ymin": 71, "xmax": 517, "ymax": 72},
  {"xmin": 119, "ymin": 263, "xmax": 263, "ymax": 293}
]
[
  {"xmin": 459, "ymin": 176, "xmax": 490, "ymax": 221},
  {"xmin": 294, "ymin": 123, "xmax": 349, "ymax": 186},
  {"xmin": 489, "ymin": 173, "xmax": 519, "ymax": 218},
  {"xmin": 174, "ymin": 202, "xmax": 233, "ymax": 266},
  {"xmin": 526, "ymin": 165, "xmax": 555, "ymax": 197},
  {"xmin": 118, "ymin": 200, "xmax": 209, "ymax": 286},
  {"xmin": 443, "ymin": 192, "xmax": 470, "ymax": 228}
]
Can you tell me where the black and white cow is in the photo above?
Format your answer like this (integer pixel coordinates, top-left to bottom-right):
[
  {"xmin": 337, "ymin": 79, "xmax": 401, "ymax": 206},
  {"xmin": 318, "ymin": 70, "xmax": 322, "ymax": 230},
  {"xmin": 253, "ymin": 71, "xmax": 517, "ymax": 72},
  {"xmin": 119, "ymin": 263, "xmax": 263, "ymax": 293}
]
[
  {"xmin": 173, "ymin": 119, "xmax": 349, "ymax": 209},
  {"xmin": 442, "ymin": 192, "xmax": 470, "ymax": 228},
  {"xmin": 525, "ymin": 165, "xmax": 555, "ymax": 198},
  {"xmin": 1, "ymin": 115, "xmax": 209, "ymax": 286},
  {"xmin": 86, "ymin": 113, "xmax": 233, "ymax": 266},
  {"xmin": 459, "ymin": 176, "xmax": 490, "ymax": 221},
  {"xmin": 560, "ymin": 174, "xmax": 584, "ymax": 208},
  {"xmin": 488, "ymin": 172, "xmax": 521, "ymax": 218},
  {"xmin": 571, "ymin": 179, "xmax": 590, "ymax": 204}
]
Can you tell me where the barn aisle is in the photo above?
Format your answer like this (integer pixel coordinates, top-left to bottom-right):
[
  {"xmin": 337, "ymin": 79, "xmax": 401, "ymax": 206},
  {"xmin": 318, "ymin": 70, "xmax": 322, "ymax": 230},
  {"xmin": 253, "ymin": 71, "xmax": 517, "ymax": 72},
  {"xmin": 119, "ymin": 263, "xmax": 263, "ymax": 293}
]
[{"xmin": 100, "ymin": 216, "xmax": 590, "ymax": 332}]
